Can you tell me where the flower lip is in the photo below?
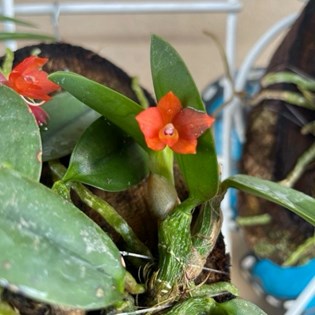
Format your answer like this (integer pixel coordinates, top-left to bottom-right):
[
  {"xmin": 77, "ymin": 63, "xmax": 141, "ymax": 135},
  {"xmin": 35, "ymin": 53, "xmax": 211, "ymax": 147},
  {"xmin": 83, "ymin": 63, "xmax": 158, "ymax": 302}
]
[
  {"xmin": 136, "ymin": 91, "xmax": 215, "ymax": 154},
  {"xmin": 163, "ymin": 123, "xmax": 176, "ymax": 136},
  {"xmin": 159, "ymin": 123, "xmax": 179, "ymax": 147}
]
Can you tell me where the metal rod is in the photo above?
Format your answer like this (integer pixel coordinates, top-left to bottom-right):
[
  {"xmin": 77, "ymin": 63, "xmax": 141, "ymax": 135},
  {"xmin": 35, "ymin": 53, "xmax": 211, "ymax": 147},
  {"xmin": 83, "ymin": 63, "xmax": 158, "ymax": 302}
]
[
  {"xmin": 231, "ymin": 13, "xmax": 297, "ymax": 144},
  {"xmin": 284, "ymin": 276, "xmax": 315, "ymax": 315},
  {"xmin": 12, "ymin": 2, "xmax": 242, "ymax": 16},
  {"xmin": 235, "ymin": 13, "xmax": 297, "ymax": 92},
  {"xmin": 1, "ymin": 0, "xmax": 17, "ymax": 50},
  {"xmin": 220, "ymin": 0, "xmax": 239, "ymax": 253}
]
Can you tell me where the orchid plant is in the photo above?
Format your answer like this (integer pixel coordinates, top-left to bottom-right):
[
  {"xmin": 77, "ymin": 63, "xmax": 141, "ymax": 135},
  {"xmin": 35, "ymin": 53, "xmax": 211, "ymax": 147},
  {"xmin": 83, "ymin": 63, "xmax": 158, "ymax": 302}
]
[{"xmin": 0, "ymin": 35, "xmax": 314, "ymax": 315}]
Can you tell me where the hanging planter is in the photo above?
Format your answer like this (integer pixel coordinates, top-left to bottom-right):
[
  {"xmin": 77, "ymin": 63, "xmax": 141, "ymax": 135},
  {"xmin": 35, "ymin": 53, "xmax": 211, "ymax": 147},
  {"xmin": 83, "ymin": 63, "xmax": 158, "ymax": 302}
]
[{"xmin": 232, "ymin": 1, "xmax": 315, "ymax": 313}]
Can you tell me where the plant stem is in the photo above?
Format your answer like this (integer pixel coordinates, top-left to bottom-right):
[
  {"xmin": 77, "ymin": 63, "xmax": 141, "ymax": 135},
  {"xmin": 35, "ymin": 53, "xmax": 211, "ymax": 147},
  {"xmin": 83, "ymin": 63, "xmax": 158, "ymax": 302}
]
[
  {"xmin": 279, "ymin": 142, "xmax": 315, "ymax": 188},
  {"xmin": 72, "ymin": 182, "xmax": 152, "ymax": 257},
  {"xmin": 283, "ymin": 236, "xmax": 315, "ymax": 266},
  {"xmin": 302, "ymin": 121, "xmax": 315, "ymax": 136},
  {"xmin": 261, "ymin": 71, "xmax": 315, "ymax": 91},
  {"xmin": 203, "ymin": 30, "xmax": 235, "ymax": 117},
  {"xmin": 124, "ymin": 271, "xmax": 145, "ymax": 295},
  {"xmin": 251, "ymin": 90, "xmax": 315, "ymax": 110},
  {"xmin": 150, "ymin": 199, "xmax": 196, "ymax": 304},
  {"xmin": 236, "ymin": 213, "xmax": 271, "ymax": 226},
  {"xmin": 49, "ymin": 161, "xmax": 152, "ymax": 260},
  {"xmin": 131, "ymin": 76, "xmax": 150, "ymax": 109},
  {"xmin": 190, "ymin": 282, "xmax": 239, "ymax": 298},
  {"xmin": 189, "ymin": 197, "xmax": 223, "ymax": 279},
  {"xmin": 149, "ymin": 147, "xmax": 174, "ymax": 185},
  {"xmin": 162, "ymin": 296, "xmax": 216, "ymax": 314}
]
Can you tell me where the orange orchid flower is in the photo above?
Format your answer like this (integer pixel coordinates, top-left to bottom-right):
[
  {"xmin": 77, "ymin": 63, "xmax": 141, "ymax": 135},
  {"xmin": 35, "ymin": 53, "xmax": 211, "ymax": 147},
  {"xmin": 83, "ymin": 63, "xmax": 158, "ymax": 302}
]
[
  {"xmin": 136, "ymin": 91, "xmax": 215, "ymax": 154},
  {"xmin": 7, "ymin": 56, "xmax": 59, "ymax": 101},
  {"xmin": 2, "ymin": 56, "xmax": 60, "ymax": 125}
]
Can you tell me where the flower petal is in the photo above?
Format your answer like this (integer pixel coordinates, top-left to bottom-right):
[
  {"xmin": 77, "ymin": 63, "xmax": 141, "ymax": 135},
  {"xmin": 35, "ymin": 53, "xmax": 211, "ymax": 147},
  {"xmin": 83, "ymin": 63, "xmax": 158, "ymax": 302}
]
[
  {"xmin": 146, "ymin": 137, "xmax": 166, "ymax": 151},
  {"xmin": 157, "ymin": 91, "xmax": 182, "ymax": 124},
  {"xmin": 12, "ymin": 56, "xmax": 47, "ymax": 74},
  {"xmin": 136, "ymin": 106, "xmax": 166, "ymax": 150},
  {"xmin": 29, "ymin": 105, "xmax": 49, "ymax": 125},
  {"xmin": 136, "ymin": 107, "xmax": 164, "ymax": 137},
  {"xmin": 171, "ymin": 137, "xmax": 197, "ymax": 154},
  {"xmin": 8, "ymin": 56, "xmax": 59, "ymax": 100},
  {"xmin": 174, "ymin": 108, "xmax": 215, "ymax": 140}
]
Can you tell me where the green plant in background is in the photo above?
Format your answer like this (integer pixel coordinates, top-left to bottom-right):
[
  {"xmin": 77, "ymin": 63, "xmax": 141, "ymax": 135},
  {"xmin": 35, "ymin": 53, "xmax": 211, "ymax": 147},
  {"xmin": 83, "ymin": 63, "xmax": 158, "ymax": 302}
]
[
  {"xmin": 0, "ymin": 35, "xmax": 314, "ymax": 314},
  {"xmin": 253, "ymin": 70, "xmax": 315, "ymax": 190},
  {"xmin": 0, "ymin": 15, "xmax": 54, "ymax": 42},
  {"xmin": 248, "ymin": 70, "xmax": 315, "ymax": 266}
]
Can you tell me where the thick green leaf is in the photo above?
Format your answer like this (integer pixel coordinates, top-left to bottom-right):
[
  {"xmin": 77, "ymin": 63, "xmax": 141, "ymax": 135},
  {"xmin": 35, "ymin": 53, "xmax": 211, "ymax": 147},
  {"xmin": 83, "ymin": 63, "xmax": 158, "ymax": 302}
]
[
  {"xmin": 49, "ymin": 71, "xmax": 146, "ymax": 147},
  {"xmin": 151, "ymin": 35, "xmax": 204, "ymax": 110},
  {"xmin": 217, "ymin": 297, "xmax": 267, "ymax": 315},
  {"xmin": 0, "ymin": 168, "xmax": 125, "ymax": 309},
  {"xmin": 150, "ymin": 35, "xmax": 219, "ymax": 202},
  {"xmin": 223, "ymin": 174, "xmax": 315, "ymax": 226},
  {"xmin": 0, "ymin": 85, "xmax": 42, "ymax": 181},
  {"xmin": 41, "ymin": 92, "xmax": 100, "ymax": 161},
  {"xmin": 63, "ymin": 117, "xmax": 149, "ymax": 191}
]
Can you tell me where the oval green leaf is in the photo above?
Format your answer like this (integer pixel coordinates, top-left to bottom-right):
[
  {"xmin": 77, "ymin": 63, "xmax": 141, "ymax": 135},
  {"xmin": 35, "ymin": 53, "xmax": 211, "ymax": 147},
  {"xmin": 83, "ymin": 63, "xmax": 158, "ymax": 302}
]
[
  {"xmin": 0, "ymin": 167, "xmax": 125, "ymax": 309},
  {"xmin": 41, "ymin": 92, "xmax": 100, "ymax": 161},
  {"xmin": 0, "ymin": 85, "xmax": 42, "ymax": 181},
  {"xmin": 49, "ymin": 71, "xmax": 146, "ymax": 148},
  {"xmin": 63, "ymin": 117, "xmax": 149, "ymax": 191},
  {"xmin": 150, "ymin": 35, "xmax": 219, "ymax": 202},
  {"xmin": 223, "ymin": 174, "xmax": 315, "ymax": 226}
]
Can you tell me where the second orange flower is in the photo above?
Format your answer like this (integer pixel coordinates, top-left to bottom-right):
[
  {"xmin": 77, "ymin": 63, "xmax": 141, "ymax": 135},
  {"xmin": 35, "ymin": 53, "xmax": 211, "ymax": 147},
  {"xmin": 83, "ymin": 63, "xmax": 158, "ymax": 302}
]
[{"xmin": 136, "ymin": 91, "xmax": 215, "ymax": 154}]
